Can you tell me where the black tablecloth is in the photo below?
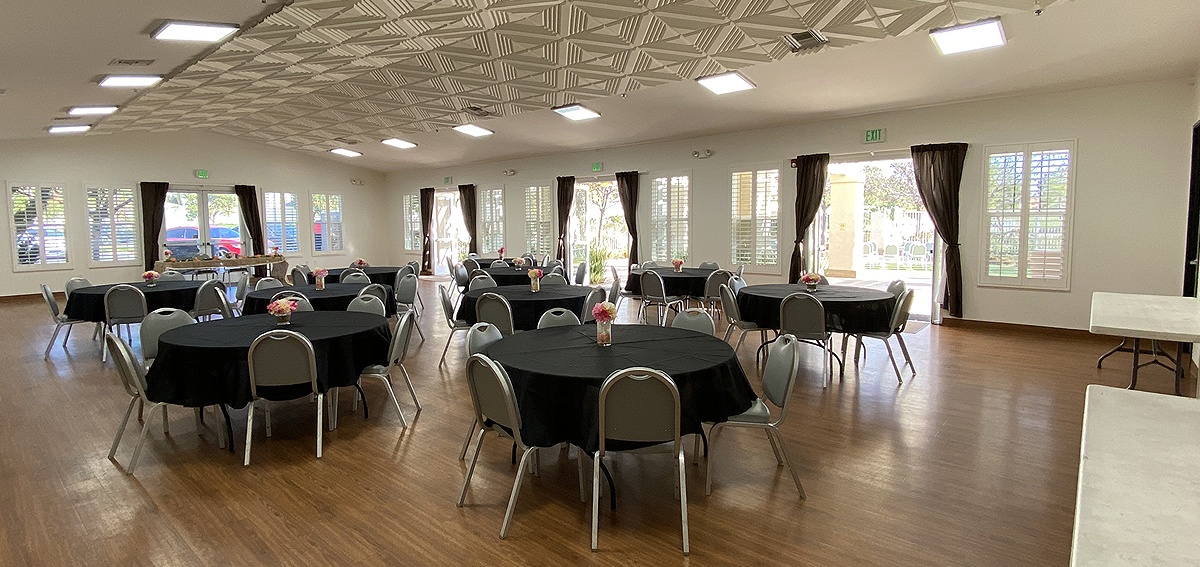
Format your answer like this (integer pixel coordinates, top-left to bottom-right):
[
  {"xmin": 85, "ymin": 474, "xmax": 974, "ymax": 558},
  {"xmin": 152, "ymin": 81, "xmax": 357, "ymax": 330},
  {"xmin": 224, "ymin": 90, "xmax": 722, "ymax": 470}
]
[
  {"xmin": 625, "ymin": 267, "xmax": 715, "ymax": 297},
  {"xmin": 482, "ymin": 266, "xmax": 547, "ymax": 286},
  {"xmin": 64, "ymin": 281, "xmax": 204, "ymax": 322},
  {"xmin": 482, "ymin": 324, "xmax": 756, "ymax": 451},
  {"xmin": 145, "ymin": 311, "xmax": 390, "ymax": 408},
  {"xmin": 321, "ymin": 267, "xmax": 400, "ymax": 286},
  {"xmin": 472, "ymin": 257, "xmax": 538, "ymax": 267},
  {"xmin": 737, "ymin": 284, "xmax": 896, "ymax": 334},
  {"xmin": 457, "ymin": 285, "xmax": 591, "ymax": 331},
  {"xmin": 242, "ymin": 283, "xmax": 395, "ymax": 317}
]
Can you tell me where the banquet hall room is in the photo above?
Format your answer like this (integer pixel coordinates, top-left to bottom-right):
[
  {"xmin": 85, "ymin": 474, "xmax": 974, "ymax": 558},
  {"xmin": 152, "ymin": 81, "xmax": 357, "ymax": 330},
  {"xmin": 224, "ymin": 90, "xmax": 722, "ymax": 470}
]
[{"xmin": 2, "ymin": 0, "xmax": 1199, "ymax": 565}]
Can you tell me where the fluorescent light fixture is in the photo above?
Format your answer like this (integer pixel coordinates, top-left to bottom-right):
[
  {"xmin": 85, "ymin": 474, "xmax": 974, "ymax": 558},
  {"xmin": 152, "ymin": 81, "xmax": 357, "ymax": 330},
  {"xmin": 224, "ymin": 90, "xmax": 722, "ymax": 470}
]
[
  {"xmin": 382, "ymin": 138, "xmax": 417, "ymax": 149},
  {"xmin": 153, "ymin": 21, "xmax": 238, "ymax": 42},
  {"xmin": 68, "ymin": 106, "xmax": 118, "ymax": 116},
  {"xmin": 552, "ymin": 103, "xmax": 600, "ymax": 121},
  {"xmin": 49, "ymin": 125, "xmax": 91, "ymax": 134},
  {"xmin": 695, "ymin": 71, "xmax": 756, "ymax": 95},
  {"xmin": 453, "ymin": 124, "xmax": 494, "ymax": 137},
  {"xmin": 99, "ymin": 75, "xmax": 162, "ymax": 88},
  {"xmin": 330, "ymin": 148, "xmax": 362, "ymax": 157},
  {"xmin": 929, "ymin": 17, "xmax": 1006, "ymax": 55}
]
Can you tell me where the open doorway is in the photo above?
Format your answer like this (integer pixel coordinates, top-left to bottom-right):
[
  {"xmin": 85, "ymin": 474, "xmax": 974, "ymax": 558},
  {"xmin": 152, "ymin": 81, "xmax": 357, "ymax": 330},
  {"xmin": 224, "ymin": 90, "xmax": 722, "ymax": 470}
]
[
  {"xmin": 568, "ymin": 179, "xmax": 629, "ymax": 286},
  {"xmin": 163, "ymin": 186, "xmax": 245, "ymax": 260},
  {"xmin": 432, "ymin": 190, "xmax": 470, "ymax": 276}
]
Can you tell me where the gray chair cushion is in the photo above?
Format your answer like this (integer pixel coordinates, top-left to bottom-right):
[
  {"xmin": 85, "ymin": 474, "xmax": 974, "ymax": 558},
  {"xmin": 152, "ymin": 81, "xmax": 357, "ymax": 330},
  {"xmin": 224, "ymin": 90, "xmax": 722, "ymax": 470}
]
[{"xmin": 727, "ymin": 398, "xmax": 771, "ymax": 424}]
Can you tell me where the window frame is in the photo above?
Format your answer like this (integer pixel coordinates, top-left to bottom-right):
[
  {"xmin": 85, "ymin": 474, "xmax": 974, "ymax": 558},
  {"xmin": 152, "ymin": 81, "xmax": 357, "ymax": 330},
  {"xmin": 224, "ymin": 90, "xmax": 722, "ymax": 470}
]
[
  {"xmin": 648, "ymin": 171, "xmax": 691, "ymax": 263},
  {"xmin": 978, "ymin": 140, "xmax": 1076, "ymax": 291},
  {"xmin": 261, "ymin": 189, "xmax": 303, "ymax": 256},
  {"xmin": 311, "ymin": 192, "xmax": 345, "ymax": 255},
  {"xmin": 402, "ymin": 193, "xmax": 422, "ymax": 252},
  {"xmin": 85, "ymin": 182, "xmax": 141, "ymax": 268},
  {"xmin": 729, "ymin": 164, "xmax": 783, "ymax": 275},
  {"xmin": 8, "ymin": 180, "xmax": 72, "ymax": 272},
  {"xmin": 478, "ymin": 187, "xmax": 505, "ymax": 254},
  {"xmin": 524, "ymin": 185, "xmax": 554, "ymax": 257}
]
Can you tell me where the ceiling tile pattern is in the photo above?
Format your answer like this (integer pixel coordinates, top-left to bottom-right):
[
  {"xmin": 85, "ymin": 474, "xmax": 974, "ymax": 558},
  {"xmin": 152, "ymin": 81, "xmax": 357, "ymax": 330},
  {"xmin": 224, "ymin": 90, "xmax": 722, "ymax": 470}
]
[{"xmin": 94, "ymin": 0, "xmax": 1050, "ymax": 150}]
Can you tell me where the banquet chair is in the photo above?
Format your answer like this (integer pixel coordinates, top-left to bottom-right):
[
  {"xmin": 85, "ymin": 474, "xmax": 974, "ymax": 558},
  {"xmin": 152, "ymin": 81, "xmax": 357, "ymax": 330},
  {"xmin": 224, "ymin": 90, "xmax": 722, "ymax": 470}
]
[
  {"xmin": 40, "ymin": 284, "xmax": 90, "ymax": 360},
  {"xmin": 469, "ymin": 275, "xmax": 497, "ymax": 291},
  {"xmin": 293, "ymin": 264, "xmax": 312, "ymax": 277},
  {"xmin": 845, "ymin": 279, "xmax": 908, "ymax": 362},
  {"xmin": 341, "ymin": 267, "xmax": 366, "ymax": 279},
  {"xmin": 464, "ymin": 258, "xmax": 481, "ymax": 273},
  {"xmin": 701, "ymin": 270, "xmax": 733, "ymax": 318},
  {"xmin": 728, "ymin": 274, "xmax": 747, "ymax": 295},
  {"xmin": 855, "ymin": 289, "xmax": 916, "ymax": 383},
  {"xmin": 452, "ymin": 263, "xmax": 471, "ymax": 299},
  {"xmin": 640, "ymin": 270, "xmax": 684, "ymax": 326},
  {"xmin": 106, "ymin": 331, "xmax": 225, "ymax": 474},
  {"xmin": 467, "ymin": 252, "xmax": 479, "ymax": 258},
  {"xmin": 346, "ymin": 295, "xmax": 386, "ymax": 316},
  {"xmin": 476, "ymin": 292, "xmax": 515, "ymax": 336},
  {"xmin": 490, "ymin": 260, "xmax": 508, "ymax": 268},
  {"xmin": 347, "ymin": 311, "xmax": 419, "ymax": 430},
  {"xmin": 394, "ymin": 274, "xmax": 425, "ymax": 339},
  {"xmin": 779, "ymin": 293, "xmax": 834, "ymax": 385},
  {"xmin": 698, "ymin": 261, "xmax": 720, "ymax": 270},
  {"xmin": 882, "ymin": 244, "xmax": 899, "ymax": 268},
  {"xmin": 545, "ymin": 259, "xmax": 563, "ymax": 272},
  {"xmin": 64, "ymin": 276, "xmax": 92, "ymax": 297},
  {"xmin": 232, "ymin": 272, "xmax": 250, "ymax": 315},
  {"xmin": 158, "ymin": 270, "xmax": 185, "ymax": 282},
  {"xmin": 342, "ymin": 272, "xmax": 372, "ymax": 285},
  {"xmin": 245, "ymin": 330, "xmax": 324, "ymax": 465},
  {"xmin": 705, "ymin": 334, "xmax": 805, "ymax": 498},
  {"xmin": 394, "ymin": 265, "xmax": 416, "ymax": 285},
  {"xmin": 640, "ymin": 260, "xmax": 659, "ymax": 268},
  {"xmin": 357, "ymin": 283, "xmax": 390, "ymax": 309},
  {"xmin": 468, "ymin": 268, "xmax": 490, "ymax": 280},
  {"xmin": 719, "ymin": 283, "xmax": 768, "ymax": 355},
  {"xmin": 103, "ymin": 284, "xmax": 148, "ymax": 362},
  {"xmin": 537, "ymin": 308, "xmax": 581, "ymax": 329},
  {"xmin": 581, "ymin": 286, "xmax": 606, "ymax": 322},
  {"xmin": 140, "ymin": 308, "xmax": 195, "ymax": 366},
  {"xmin": 671, "ymin": 308, "xmax": 715, "ymax": 336},
  {"xmin": 591, "ymin": 367, "xmax": 689, "ymax": 555},
  {"xmin": 255, "ymin": 277, "xmax": 284, "ymax": 291},
  {"xmin": 460, "ymin": 324, "xmax": 505, "ymax": 460},
  {"xmin": 269, "ymin": 290, "xmax": 314, "ymax": 311},
  {"xmin": 407, "ymin": 260, "xmax": 425, "ymax": 309},
  {"xmin": 735, "ymin": 265, "xmax": 746, "ymax": 278},
  {"xmin": 521, "ymin": 253, "xmax": 536, "ymax": 265},
  {"xmin": 458, "ymin": 354, "xmax": 560, "ymax": 539},
  {"xmin": 610, "ymin": 265, "xmax": 640, "ymax": 311},
  {"xmin": 438, "ymin": 286, "xmax": 473, "ymax": 366},
  {"xmin": 886, "ymin": 279, "xmax": 907, "ymax": 297},
  {"xmin": 541, "ymin": 273, "xmax": 569, "ymax": 286},
  {"xmin": 575, "ymin": 262, "xmax": 587, "ymax": 286},
  {"xmin": 348, "ymin": 260, "xmax": 371, "ymax": 268},
  {"xmin": 290, "ymin": 266, "xmax": 309, "ymax": 285},
  {"xmin": 192, "ymin": 280, "xmax": 229, "ymax": 321}
]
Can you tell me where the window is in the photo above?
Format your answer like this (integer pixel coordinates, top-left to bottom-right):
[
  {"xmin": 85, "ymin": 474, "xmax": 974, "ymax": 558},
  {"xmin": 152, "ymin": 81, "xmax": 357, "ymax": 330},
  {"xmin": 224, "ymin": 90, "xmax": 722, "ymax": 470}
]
[
  {"xmin": 86, "ymin": 185, "xmax": 139, "ymax": 264},
  {"xmin": 262, "ymin": 191, "xmax": 300, "ymax": 254},
  {"xmin": 524, "ymin": 185, "xmax": 554, "ymax": 255},
  {"xmin": 730, "ymin": 168, "xmax": 780, "ymax": 270},
  {"xmin": 649, "ymin": 174, "xmax": 690, "ymax": 261},
  {"xmin": 479, "ymin": 188, "xmax": 505, "ymax": 253},
  {"xmin": 403, "ymin": 194, "xmax": 421, "ymax": 251},
  {"xmin": 981, "ymin": 141, "xmax": 1074, "ymax": 289},
  {"xmin": 312, "ymin": 193, "xmax": 344, "ymax": 253},
  {"xmin": 9, "ymin": 182, "xmax": 68, "ymax": 269}
]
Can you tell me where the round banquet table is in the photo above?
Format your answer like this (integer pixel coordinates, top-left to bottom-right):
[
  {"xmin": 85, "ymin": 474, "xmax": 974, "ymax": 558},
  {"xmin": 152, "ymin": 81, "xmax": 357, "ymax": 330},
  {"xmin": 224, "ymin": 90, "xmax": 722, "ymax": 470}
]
[
  {"xmin": 472, "ymin": 257, "xmax": 538, "ymax": 267},
  {"xmin": 482, "ymin": 266, "xmax": 547, "ymax": 286},
  {"xmin": 625, "ymin": 267, "xmax": 716, "ymax": 297},
  {"xmin": 736, "ymin": 284, "xmax": 896, "ymax": 334},
  {"xmin": 64, "ymin": 280, "xmax": 204, "ymax": 322},
  {"xmin": 458, "ymin": 285, "xmax": 591, "ymax": 331},
  {"xmin": 320, "ymin": 266, "xmax": 400, "ymax": 286},
  {"xmin": 481, "ymin": 324, "xmax": 756, "ymax": 452},
  {"xmin": 144, "ymin": 311, "xmax": 390, "ymax": 409},
  {"xmin": 242, "ymin": 283, "xmax": 395, "ymax": 317}
]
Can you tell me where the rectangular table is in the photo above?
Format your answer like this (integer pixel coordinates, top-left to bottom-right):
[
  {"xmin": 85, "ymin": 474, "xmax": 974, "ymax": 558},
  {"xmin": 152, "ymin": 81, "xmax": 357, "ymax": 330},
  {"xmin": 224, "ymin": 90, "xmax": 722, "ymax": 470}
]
[
  {"xmin": 1071, "ymin": 385, "xmax": 1200, "ymax": 565},
  {"xmin": 1088, "ymin": 292, "xmax": 1200, "ymax": 396}
]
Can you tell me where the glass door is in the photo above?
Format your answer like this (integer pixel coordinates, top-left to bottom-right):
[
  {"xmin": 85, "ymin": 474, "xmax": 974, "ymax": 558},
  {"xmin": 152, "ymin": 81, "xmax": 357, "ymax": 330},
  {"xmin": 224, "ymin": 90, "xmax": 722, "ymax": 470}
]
[
  {"xmin": 569, "ymin": 180, "xmax": 628, "ymax": 285},
  {"xmin": 432, "ymin": 191, "xmax": 469, "ymax": 275},
  {"xmin": 163, "ymin": 187, "xmax": 245, "ymax": 260}
]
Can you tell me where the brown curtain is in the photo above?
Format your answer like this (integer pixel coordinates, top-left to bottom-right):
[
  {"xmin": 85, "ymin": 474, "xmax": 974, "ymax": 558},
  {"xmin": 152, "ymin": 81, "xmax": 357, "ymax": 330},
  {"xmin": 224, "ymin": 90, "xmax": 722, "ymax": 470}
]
[
  {"xmin": 233, "ymin": 185, "xmax": 267, "ymax": 276},
  {"xmin": 615, "ymin": 171, "xmax": 640, "ymax": 268},
  {"xmin": 139, "ymin": 181, "xmax": 169, "ymax": 270},
  {"xmin": 419, "ymin": 188, "xmax": 435, "ymax": 275},
  {"xmin": 911, "ymin": 143, "xmax": 969, "ymax": 318},
  {"xmin": 458, "ymin": 184, "xmax": 478, "ymax": 253},
  {"xmin": 789, "ymin": 154, "xmax": 831, "ymax": 283},
  {"xmin": 555, "ymin": 176, "xmax": 575, "ymax": 260}
]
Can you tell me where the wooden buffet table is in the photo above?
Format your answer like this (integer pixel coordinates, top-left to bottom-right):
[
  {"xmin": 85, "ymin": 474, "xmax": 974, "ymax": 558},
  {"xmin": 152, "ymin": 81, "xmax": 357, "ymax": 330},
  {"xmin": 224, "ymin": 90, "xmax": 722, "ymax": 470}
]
[{"xmin": 154, "ymin": 255, "xmax": 287, "ymax": 276}]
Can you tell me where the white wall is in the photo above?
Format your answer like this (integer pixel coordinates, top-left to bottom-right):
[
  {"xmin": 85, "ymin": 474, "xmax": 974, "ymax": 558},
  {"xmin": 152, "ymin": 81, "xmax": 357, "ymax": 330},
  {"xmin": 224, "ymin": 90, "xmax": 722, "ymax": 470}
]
[
  {"xmin": 0, "ymin": 130, "xmax": 388, "ymax": 296},
  {"xmin": 386, "ymin": 78, "xmax": 1196, "ymax": 330}
]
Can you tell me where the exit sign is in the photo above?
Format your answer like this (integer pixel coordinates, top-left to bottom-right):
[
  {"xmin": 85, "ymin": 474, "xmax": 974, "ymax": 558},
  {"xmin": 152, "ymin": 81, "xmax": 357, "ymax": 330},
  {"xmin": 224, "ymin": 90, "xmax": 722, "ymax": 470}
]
[
  {"xmin": 591, "ymin": 162, "xmax": 603, "ymax": 173},
  {"xmin": 194, "ymin": 169, "xmax": 209, "ymax": 179},
  {"xmin": 443, "ymin": 176, "xmax": 453, "ymax": 184},
  {"xmin": 863, "ymin": 128, "xmax": 886, "ymax": 144}
]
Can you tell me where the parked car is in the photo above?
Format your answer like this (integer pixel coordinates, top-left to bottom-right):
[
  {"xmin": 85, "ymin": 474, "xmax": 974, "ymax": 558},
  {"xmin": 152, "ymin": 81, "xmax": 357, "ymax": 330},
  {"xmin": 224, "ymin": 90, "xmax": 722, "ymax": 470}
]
[{"xmin": 165, "ymin": 225, "xmax": 244, "ymax": 257}]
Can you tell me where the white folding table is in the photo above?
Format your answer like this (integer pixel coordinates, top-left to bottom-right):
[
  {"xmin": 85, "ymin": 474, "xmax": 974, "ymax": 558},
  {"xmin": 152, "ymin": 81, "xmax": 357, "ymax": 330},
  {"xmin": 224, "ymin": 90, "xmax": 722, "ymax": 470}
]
[{"xmin": 1089, "ymin": 292, "xmax": 1200, "ymax": 396}]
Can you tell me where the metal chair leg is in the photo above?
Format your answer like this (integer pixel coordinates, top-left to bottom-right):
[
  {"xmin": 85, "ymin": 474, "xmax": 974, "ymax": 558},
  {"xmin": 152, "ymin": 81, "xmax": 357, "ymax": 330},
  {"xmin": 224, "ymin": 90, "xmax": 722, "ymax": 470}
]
[
  {"xmin": 458, "ymin": 418, "xmax": 478, "ymax": 460},
  {"xmin": 678, "ymin": 449, "xmax": 690, "ymax": 555},
  {"xmin": 109, "ymin": 397, "xmax": 137, "ymax": 459},
  {"xmin": 457, "ymin": 429, "xmax": 487, "ymax": 506},
  {"xmin": 500, "ymin": 447, "xmax": 535, "ymax": 538}
]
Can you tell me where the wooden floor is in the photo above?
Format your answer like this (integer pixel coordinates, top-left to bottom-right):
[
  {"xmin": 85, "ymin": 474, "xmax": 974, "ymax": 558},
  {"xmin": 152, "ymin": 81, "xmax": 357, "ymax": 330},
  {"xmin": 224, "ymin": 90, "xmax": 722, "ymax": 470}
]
[{"xmin": 3, "ymin": 282, "xmax": 1193, "ymax": 566}]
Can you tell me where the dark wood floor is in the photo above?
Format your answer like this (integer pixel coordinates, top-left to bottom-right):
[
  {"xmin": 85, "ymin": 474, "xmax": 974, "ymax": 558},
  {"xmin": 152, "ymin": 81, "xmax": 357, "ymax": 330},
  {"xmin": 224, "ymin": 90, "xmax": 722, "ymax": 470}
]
[{"xmin": 4, "ymin": 282, "xmax": 1192, "ymax": 566}]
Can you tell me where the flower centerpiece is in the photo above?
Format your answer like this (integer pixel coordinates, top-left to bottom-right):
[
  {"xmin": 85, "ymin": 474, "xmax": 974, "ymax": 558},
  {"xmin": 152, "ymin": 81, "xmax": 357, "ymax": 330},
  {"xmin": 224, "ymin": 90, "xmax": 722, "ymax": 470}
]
[
  {"xmin": 267, "ymin": 298, "xmax": 298, "ymax": 325},
  {"xmin": 353, "ymin": 258, "xmax": 368, "ymax": 267},
  {"xmin": 801, "ymin": 272, "xmax": 822, "ymax": 292},
  {"xmin": 271, "ymin": 246, "xmax": 281, "ymax": 256},
  {"xmin": 513, "ymin": 257, "xmax": 526, "ymax": 267},
  {"xmin": 142, "ymin": 270, "xmax": 160, "ymax": 287},
  {"xmin": 162, "ymin": 248, "xmax": 172, "ymax": 262},
  {"xmin": 592, "ymin": 301, "xmax": 617, "ymax": 346},
  {"xmin": 672, "ymin": 258, "xmax": 684, "ymax": 272},
  {"xmin": 497, "ymin": 246, "xmax": 506, "ymax": 260},
  {"xmin": 313, "ymin": 267, "xmax": 329, "ymax": 291},
  {"xmin": 528, "ymin": 268, "xmax": 543, "ymax": 292}
]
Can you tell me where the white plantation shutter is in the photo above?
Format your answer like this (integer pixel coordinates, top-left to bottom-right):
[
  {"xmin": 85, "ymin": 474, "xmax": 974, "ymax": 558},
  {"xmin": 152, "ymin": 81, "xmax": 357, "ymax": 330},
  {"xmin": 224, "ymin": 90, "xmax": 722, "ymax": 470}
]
[
  {"xmin": 730, "ymin": 169, "xmax": 778, "ymax": 270},
  {"xmin": 525, "ymin": 185, "xmax": 553, "ymax": 255},
  {"xmin": 263, "ymin": 191, "xmax": 300, "ymax": 253},
  {"xmin": 312, "ymin": 193, "xmax": 345, "ymax": 253},
  {"xmin": 479, "ymin": 188, "xmax": 505, "ymax": 252},
  {"xmin": 10, "ymin": 183, "xmax": 68, "ymax": 268},
  {"xmin": 649, "ymin": 174, "xmax": 690, "ymax": 262},
  {"xmin": 403, "ymin": 194, "xmax": 421, "ymax": 250},
  {"xmin": 87, "ymin": 185, "xmax": 139, "ymax": 263}
]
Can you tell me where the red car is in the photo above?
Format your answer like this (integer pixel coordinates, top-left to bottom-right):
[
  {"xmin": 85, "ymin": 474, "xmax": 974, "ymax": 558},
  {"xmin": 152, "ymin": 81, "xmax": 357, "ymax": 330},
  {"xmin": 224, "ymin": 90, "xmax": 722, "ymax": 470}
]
[{"xmin": 165, "ymin": 226, "xmax": 244, "ymax": 256}]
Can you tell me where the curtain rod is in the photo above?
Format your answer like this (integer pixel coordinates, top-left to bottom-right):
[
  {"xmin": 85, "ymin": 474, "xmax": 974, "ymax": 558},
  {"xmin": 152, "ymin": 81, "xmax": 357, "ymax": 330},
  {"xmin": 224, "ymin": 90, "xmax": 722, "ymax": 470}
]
[{"xmin": 829, "ymin": 148, "xmax": 911, "ymax": 160}]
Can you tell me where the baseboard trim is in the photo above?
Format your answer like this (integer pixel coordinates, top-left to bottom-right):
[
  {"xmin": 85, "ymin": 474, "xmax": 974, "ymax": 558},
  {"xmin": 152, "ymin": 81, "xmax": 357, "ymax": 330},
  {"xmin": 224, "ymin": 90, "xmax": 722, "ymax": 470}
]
[{"xmin": 939, "ymin": 317, "xmax": 1093, "ymax": 339}]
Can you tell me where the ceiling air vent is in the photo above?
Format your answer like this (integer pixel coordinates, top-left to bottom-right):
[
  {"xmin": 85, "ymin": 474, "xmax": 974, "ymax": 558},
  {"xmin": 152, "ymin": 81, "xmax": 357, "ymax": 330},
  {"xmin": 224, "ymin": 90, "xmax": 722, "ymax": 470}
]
[
  {"xmin": 463, "ymin": 105, "xmax": 492, "ymax": 118},
  {"xmin": 109, "ymin": 58, "xmax": 156, "ymax": 67},
  {"xmin": 782, "ymin": 30, "xmax": 829, "ymax": 53},
  {"xmin": 334, "ymin": 137, "xmax": 359, "ymax": 145}
]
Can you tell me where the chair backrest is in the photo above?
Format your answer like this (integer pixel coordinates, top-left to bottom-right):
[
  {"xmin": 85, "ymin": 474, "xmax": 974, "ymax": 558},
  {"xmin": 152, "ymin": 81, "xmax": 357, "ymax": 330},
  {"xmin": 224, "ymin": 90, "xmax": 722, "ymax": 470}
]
[
  {"xmin": 270, "ymin": 290, "xmax": 314, "ymax": 311},
  {"xmin": 884, "ymin": 244, "xmax": 898, "ymax": 255},
  {"xmin": 247, "ymin": 330, "xmax": 319, "ymax": 394},
  {"xmin": 158, "ymin": 270, "xmax": 185, "ymax": 282},
  {"xmin": 349, "ymin": 260, "xmax": 370, "ymax": 268},
  {"xmin": 640, "ymin": 260, "xmax": 659, "ymax": 268},
  {"xmin": 454, "ymin": 263, "xmax": 470, "ymax": 286},
  {"xmin": 761, "ymin": 334, "xmax": 801, "ymax": 422},
  {"xmin": 598, "ymin": 367, "xmax": 680, "ymax": 454},
  {"xmin": 465, "ymin": 354, "xmax": 524, "ymax": 445},
  {"xmin": 718, "ymin": 284, "xmax": 742, "ymax": 322},
  {"xmin": 406, "ymin": 260, "xmax": 420, "ymax": 275},
  {"xmin": 64, "ymin": 277, "xmax": 92, "ymax": 297},
  {"xmin": 40, "ymin": 284, "xmax": 61, "ymax": 319},
  {"xmin": 886, "ymin": 279, "xmax": 907, "ymax": 296},
  {"xmin": 444, "ymin": 257, "xmax": 455, "ymax": 280},
  {"xmin": 466, "ymin": 323, "xmax": 503, "ymax": 355},
  {"xmin": 358, "ymin": 283, "xmax": 390, "ymax": 307},
  {"xmin": 395, "ymin": 265, "xmax": 416, "ymax": 283},
  {"xmin": 346, "ymin": 295, "xmax": 386, "ymax": 316},
  {"xmin": 255, "ymin": 277, "xmax": 284, "ymax": 290},
  {"xmin": 544, "ymin": 259, "xmax": 563, "ymax": 272},
  {"xmin": 140, "ymin": 308, "xmax": 196, "ymax": 360},
  {"xmin": 537, "ymin": 307, "xmax": 581, "ymax": 328},
  {"xmin": 341, "ymin": 272, "xmax": 372, "ymax": 284},
  {"xmin": 388, "ymin": 310, "xmax": 417, "ymax": 364},
  {"xmin": 607, "ymin": 279, "xmax": 620, "ymax": 305},
  {"xmin": 467, "ymin": 252, "xmax": 479, "ymax": 258},
  {"xmin": 395, "ymin": 273, "xmax": 418, "ymax": 304},
  {"xmin": 290, "ymin": 266, "xmax": 309, "ymax": 285},
  {"xmin": 541, "ymin": 273, "xmax": 568, "ymax": 286},
  {"xmin": 779, "ymin": 293, "xmax": 826, "ymax": 340},
  {"xmin": 640, "ymin": 270, "xmax": 668, "ymax": 300},
  {"xmin": 469, "ymin": 274, "xmax": 497, "ymax": 291},
  {"xmin": 889, "ymin": 289, "xmax": 915, "ymax": 333},
  {"xmin": 489, "ymin": 260, "xmax": 508, "ymax": 268},
  {"xmin": 475, "ymin": 292, "xmax": 514, "ymax": 335},
  {"xmin": 193, "ymin": 279, "xmax": 229, "ymax": 318},
  {"xmin": 910, "ymin": 244, "xmax": 927, "ymax": 257},
  {"xmin": 234, "ymin": 271, "xmax": 250, "ymax": 300},
  {"xmin": 703, "ymin": 270, "xmax": 733, "ymax": 298},
  {"xmin": 463, "ymin": 258, "xmax": 481, "ymax": 273},
  {"xmin": 728, "ymin": 274, "xmax": 747, "ymax": 295},
  {"xmin": 105, "ymin": 331, "xmax": 149, "ymax": 401},
  {"xmin": 468, "ymin": 268, "xmax": 489, "ymax": 280},
  {"xmin": 671, "ymin": 308, "xmax": 715, "ymax": 335},
  {"xmin": 439, "ymin": 285, "xmax": 458, "ymax": 327},
  {"xmin": 342, "ymin": 267, "xmax": 366, "ymax": 278},
  {"xmin": 736, "ymin": 264, "xmax": 745, "ymax": 278},
  {"xmin": 575, "ymin": 262, "xmax": 587, "ymax": 285},
  {"xmin": 294, "ymin": 264, "xmax": 312, "ymax": 276},
  {"xmin": 698, "ymin": 261, "xmax": 720, "ymax": 270},
  {"xmin": 549, "ymin": 266, "xmax": 564, "ymax": 277},
  {"xmin": 581, "ymin": 286, "xmax": 605, "ymax": 322},
  {"xmin": 104, "ymin": 284, "xmax": 148, "ymax": 324}
]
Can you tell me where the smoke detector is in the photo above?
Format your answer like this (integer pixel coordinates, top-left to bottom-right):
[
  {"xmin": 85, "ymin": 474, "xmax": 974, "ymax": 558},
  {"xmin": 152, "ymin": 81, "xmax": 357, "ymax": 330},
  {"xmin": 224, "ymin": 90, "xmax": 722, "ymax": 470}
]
[{"xmin": 782, "ymin": 30, "xmax": 829, "ymax": 53}]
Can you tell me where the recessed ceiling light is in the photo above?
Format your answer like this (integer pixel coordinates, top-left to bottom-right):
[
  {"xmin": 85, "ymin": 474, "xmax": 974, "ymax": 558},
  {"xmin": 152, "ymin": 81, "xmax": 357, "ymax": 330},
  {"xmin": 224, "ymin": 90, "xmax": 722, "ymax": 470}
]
[
  {"xmin": 695, "ymin": 71, "xmax": 756, "ymax": 95},
  {"xmin": 453, "ymin": 124, "xmax": 494, "ymax": 137},
  {"xmin": 929, "ymin": 17, "xmax": 1006, "ymax": 55},
  {"xmin": 49, "ymin": 125, "xmax": 91, "ymax": 134},
  {"xmin": 552, "ymin": 103, "xmax": 601, "ymax": 121},
  {"xmin": 382, "ymin": 138, "xmax": 417, "ymax": 149},
  {"xmin": 68, "ymin": 106, "xmax": 118, "ymax": 116},
  {"xmin": 153, "ymin": 21, "xmax": 239, "ymax": 42},
  {"xmin": 99, "ymin": 75, "xmax": 161, "ymax": 88},
  {"xmin": 330, "ymin": 148, "xmax": 362, "ymax": 157}
]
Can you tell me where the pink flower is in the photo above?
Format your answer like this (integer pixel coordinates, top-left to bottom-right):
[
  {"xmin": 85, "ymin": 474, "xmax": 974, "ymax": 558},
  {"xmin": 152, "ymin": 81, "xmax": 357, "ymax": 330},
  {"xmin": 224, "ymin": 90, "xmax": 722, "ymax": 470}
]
[
  {"xmin": 498, "ymin": 247, "xmax": 505, "ymax": 255},
  {"xmin": 528, "ymin": 268, "xmax": 543, "ymax": 279},
  {"xmin": 267, "ymin": 299, "xmax": 298, "ymax": 316},
  {"xmin": 801, "ymin": 273, "xmax": 822, "ymax": 285},
  {"xmin": 142, "ymin": 270, "xmax": 159, "ymax": 282},
  {"xmin": 672, "ymin": 258, "xmax": 684, "ymax": 268},
  {"xmin": 592, "ymin": 301, "xmax": 617, "ymax": 323},
  {"xmin": 313, "ymin": 268, "xmax": 329, "ymax": 278}
]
